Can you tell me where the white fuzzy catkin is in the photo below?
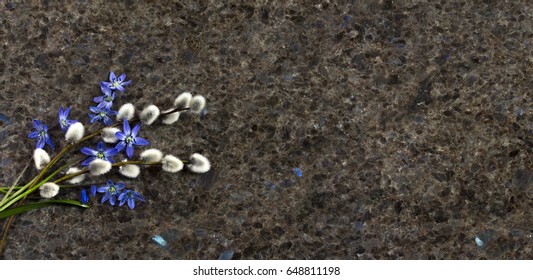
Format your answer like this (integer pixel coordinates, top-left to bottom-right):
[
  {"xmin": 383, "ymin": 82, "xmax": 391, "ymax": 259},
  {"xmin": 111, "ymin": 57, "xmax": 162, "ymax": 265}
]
[
  {"xmin": 161, "ymin": 155, "xmax": 184, "ymax": 173},
  {"xmin": 119, "ymin": 164, "xmax": 140, "ymax": 178},
  {"xmin": 101, "ymin": 127, "xmax": 120, "ymax": 143},
  {"xmin": 140, "ymin": 149, "xmax": 163, "ymax": 162},
  {"xmin": 189, "ymin": 95, "xmax": 206, "ymax": 114},
  {"xmin": 187, "ymin": 153, "xmax": 211, "ymax": 173},
  {"xmin": 140, "ymin": 105, "xmax": 160, "ymax": 125},
  {"xmin": 39, "ymin": 182, "xmax": 60, "ymax": 198},
  {"xmin": 65, "ymin": 167, "xmax": 86, "ymax": 184},
  {"xmin": 162, "ymin": 108, "xmax": 180, "ymax": 125},
  {"xmin": 65, "ymin": 122, "xmax": 85, "ymax": 143},
  {"xmin": 89, "ymin": 159, "xmax": 112, "ymax": 176},
  {"xmin": 117, "ymin": 103, "xmax": 135, "ymax": 121},
  {"xmin": 174, "ymin": 92, "xmax": 192, "ymax": 109},
  {"xmin": 33, "ymin": 148, "xmax": 50, "ymax": 170}
]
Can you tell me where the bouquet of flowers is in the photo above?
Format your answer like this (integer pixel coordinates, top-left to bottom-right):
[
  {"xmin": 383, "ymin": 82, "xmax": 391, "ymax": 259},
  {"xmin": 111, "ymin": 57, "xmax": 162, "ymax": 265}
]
[{"xmin": 0, "ymin": 72, "xmax": 211, "ymax": 254}]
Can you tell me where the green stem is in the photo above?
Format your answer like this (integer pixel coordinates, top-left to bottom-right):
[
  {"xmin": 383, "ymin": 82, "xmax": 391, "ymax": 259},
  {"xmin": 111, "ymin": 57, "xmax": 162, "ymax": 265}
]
[
  {"xmin": 0, "ymin": 161, "xmax": 70, "ymax": 212},
  {"xmin": 0, "ymin": 200, "xmax": 88, "ymax": 219}
]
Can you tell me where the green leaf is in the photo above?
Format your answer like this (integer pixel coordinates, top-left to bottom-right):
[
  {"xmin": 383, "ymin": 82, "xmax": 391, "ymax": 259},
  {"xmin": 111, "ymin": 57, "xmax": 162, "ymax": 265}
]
[{"xmin": 0, "ymin": 200, "xmax": 89, "ymax": 219}]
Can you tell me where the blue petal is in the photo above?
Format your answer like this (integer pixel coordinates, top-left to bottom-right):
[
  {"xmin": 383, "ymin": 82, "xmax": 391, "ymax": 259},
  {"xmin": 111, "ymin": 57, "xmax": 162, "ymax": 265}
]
[
  {"xmin": 115, "ymin": 182, "xmax": 126, "ymax": 190},
  {"xmin": 122, "ymin": 80, "xmax": 132, "ymax": 86},
  {"xmin": 128, "ymin": 199, "xmax": 135, "ymax": 209},
  {"xmin": 94, "ymin": 96, "xmax": 104, "ymax": 103},
  {"xmin": 104, "ymin": 147, "xmax": 119, "ymax": 157},
  {"xmin": 80, "ymin": 189, "xmax": 89, "ymax": 204},
  {"xmin": 115, "ymin": 141, "xmax": 126, "ymax": 152},
  {"xmin": 123, "ymin": 119, "xmax": 131, "ymax": 135},
  {"xmin": 101, "ymin": 193, "xmax": 110, "ymax": 203},
  {"xmin": 96, "ymin": 141, "xmax": 105, "ymax": 151},
  {"xmin": 45, "ymin": 137, "xmax": 54, "ymax": 150},
  {"xmin": 118, "ymin": 73, "xmax": 126, "ymax": 82},
  {"xmin": 97, "ymin": 186, "xmax": 109, "ymax": 193},
  {"xmin": 134, "ymin": 137, "xmax": 149, "ymax": 146},
  {"xmin": 33, "ymin": 120, "xmax": 43, "ymax": 129},
  {"xmin": 100, "ymin": 82, "xmax": 112, "ymax": 95},
  {"xmin": 103, "ymin": 117, "xmax": 113, "ymax": 126},
  {"xmin": 134, "ymin": 192, "xmax": 145, "ymax": 202},
  {"xmin": 91, "ymin": 185, "xmax": 97, "ymax": 197},
  {"xmin": 80, "ymin": 147, "xmax": 98, "ymax": 156},
  {"xmin": 109, "ymin": 72, "xmax": 116, "ymax": 82},
  {"xmin": 109, "ymin": 196, "xmax": 116, "ymax": 206},
  {"xmin": 46, "ymin": 138, "xmax": 54, "ymax": 150},
  {"xmin": 116, "ymin": 85, "xmax": 125, "ymax": 92},
  {"xmin": 89, "ymin": 106, "xmax": 100, "ymax": 113},
  {"xmin": 28, "ymin": 131, "xmax": 39, "ymax": 138},
  {"xmin": 126, "ymin": 145, "xmax": 134, "ymax": 158},
  {"xmin": 132, "ymin": 123, "xmax": 141, "ymax": 138},
  {"xmin": 81, "ymin": 157, "xmax": 95, "ymax": 166},
  {"xmin": 36, "ymin": 138, "xmax": 45, "ymax": 149},
  {"xmin": 115, "ymin": 132, "xmax": 126, "ymax": 141},
  {"xmin": 96, "ymin": 101, "xmax": 109, "ymax": 109}
]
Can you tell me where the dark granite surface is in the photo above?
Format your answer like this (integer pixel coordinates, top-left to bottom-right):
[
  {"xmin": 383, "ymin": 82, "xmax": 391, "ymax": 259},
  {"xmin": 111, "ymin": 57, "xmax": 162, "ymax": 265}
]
[{"xmin": 0, "ymin": 0, "xmax": 532, "ymax": 259}]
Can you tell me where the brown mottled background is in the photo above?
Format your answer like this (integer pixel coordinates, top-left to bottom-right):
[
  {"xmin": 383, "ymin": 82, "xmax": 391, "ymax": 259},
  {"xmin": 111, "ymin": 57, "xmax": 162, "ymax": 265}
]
[{"xmin": 0, "ymin": 0, "xmax": 532, "ymax": 259}]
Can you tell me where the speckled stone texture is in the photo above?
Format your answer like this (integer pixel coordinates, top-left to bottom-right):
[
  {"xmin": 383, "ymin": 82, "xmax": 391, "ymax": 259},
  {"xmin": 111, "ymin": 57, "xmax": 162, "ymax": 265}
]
[{"xmin": 0, "ymin": 0, "xmax": 532, "ymax": 259}]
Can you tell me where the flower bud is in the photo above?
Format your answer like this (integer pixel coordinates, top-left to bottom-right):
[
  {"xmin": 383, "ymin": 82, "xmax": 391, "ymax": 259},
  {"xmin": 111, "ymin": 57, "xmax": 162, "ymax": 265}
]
[
  {"xmin": 89, "ymin": 159, "xmax": 112, "ymax": 176},
  {"xmin": 140, "ymin": 105, "xmax": 160, "ymax": 125},
  {"xmin": 119, "ymin": 164, "xmax": 140, "ymax": 178},
  {"xmin": 162, "ymin": 108, "xmax": 180, "ymax": 125},
  {"xmin": 140, "ymin": 149, "xmax": 163, "ymax": 162},
  {"xmin": 39, "ymin": 182, "xmax": 60, "ymax": 198},
  {"xmin": 187, "ymin": 153, "xmax": 211, "ymax": 173},
  {"xmin": 117, "ymin": 103, "xmax": 136, "ymax": 121},
  {"xmin": 33, "ymin": 148, "xmax": 50, "ymax": 170},
  {"xmin": 65, "ymin": 122, "xmax": 84, "ymax": 143},
  {"xmin": 66, "ymin": 167, "xmax": 86, "ymax": 184},
  {"xmin": 101, "ymin": 127, "xmax": 120, "ymax": 143},
  {"xmin": 174, "ymin": 92, "xmax": 192, "ymax": 109},
  {"xmin": 161, "ymin": 155, "xmax": 183, "ymax": 173},
  {"xmin": 189, "ymin": 95, "xmax": 206, "ymax": 114}
]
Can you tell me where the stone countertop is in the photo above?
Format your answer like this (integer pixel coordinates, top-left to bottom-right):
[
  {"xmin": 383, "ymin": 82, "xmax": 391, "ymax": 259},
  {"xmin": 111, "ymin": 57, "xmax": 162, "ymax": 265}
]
[{"xmin": 0, "ymin": 1, "xmax": 532, "ymax": 259}]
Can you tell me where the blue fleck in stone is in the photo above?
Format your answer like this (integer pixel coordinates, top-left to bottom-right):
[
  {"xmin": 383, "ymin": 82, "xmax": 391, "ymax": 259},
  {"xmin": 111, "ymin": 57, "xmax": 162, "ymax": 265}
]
[
  {"xmin": 0, "ymin": 113, "xmax": 11, "ymax": 126},
  {"xmin": 218, "ymin": 249, "xmax": 234, "ymax": 260},
  {"xmin": 354, "ymin": 221, "xmax": 365, "ymax": 231},
  {"xmin": 474, "ymin": 236, "xmax": 484, "ymax": 247},
  {"xmin": 475, "ymin": 229, "xmax": 496, "ymax": 249},
  {"xmin": 152, "ymin": 235, "xmax": 168, "ymax": 247},
  {"xmin": 293, "ymin": 167, "xmax": 303, "ymax": 177},
  {"xmin": 265, "ymin": 181, "xmax": 276, "ymax": 189}
]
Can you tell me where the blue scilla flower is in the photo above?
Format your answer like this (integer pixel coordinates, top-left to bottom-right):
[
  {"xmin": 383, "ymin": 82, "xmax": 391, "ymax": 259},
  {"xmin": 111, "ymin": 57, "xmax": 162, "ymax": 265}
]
[
  {"xmin": 28, "ymin": 120, "xmax": 54, "ymax": 150},
  {"xmin": 118, "ymin": 189, "xmax": 145, "ymax": 209},
  {"xmin": 102, "ymin": 72, "xmax": 132, "ymax": 92},
  {"xmin": 89, "ymin": 106, "xmax": 117, "ymax": 126},
  {"xmin": 93, "ymin": 82, "xmax": 115, "ymax": 109},
  {"xmin": 80, "ymin": 140, "xmax": 119, "ymax": 166},
  {"xmin": 115, "ymin": 118, "xmax": 150, "ymax": 159},
  {"xmin": 58, "ymin": 106, "xmax": 77, "ymax": 132},
  {"xmin": 80, "ymin": 189, "xmax": 89, "ymax": 204},
  {"xmin": 97, "ymin": 180, "xmax": 126, "ymax": 206}
]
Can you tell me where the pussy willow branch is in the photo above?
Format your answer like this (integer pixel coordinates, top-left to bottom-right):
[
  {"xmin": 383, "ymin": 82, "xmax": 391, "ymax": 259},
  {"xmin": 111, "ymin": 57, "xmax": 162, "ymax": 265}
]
[
  {"xmin": 0, "ymin": 106, "xmax": 191, "ymax": 209},
  {"xmin": 53, "ymin": 159, "xmax": 191, "ymax": 184}
]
